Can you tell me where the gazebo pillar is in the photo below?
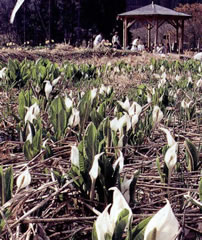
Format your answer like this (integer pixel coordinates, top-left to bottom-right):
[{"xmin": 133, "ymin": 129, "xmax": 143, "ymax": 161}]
[
  {"xmin": 154, "ymin": 19, "xmax": 159, "ymax": 46},
  {"xmin": 181, "ymin": 19, "xmax": 184, "ymax": 53},
  {"xmin": 123, "ymin": 17, "xmax": 128, "ymax": 49},
  {"xmin": 147, "ymin": 23, "xmax": 152, "ymax": 51}
]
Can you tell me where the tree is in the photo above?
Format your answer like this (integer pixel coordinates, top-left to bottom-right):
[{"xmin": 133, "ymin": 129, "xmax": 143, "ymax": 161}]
[{"xmin": 175, "ymin": 3, "xmax": 202, "ymax": 49}]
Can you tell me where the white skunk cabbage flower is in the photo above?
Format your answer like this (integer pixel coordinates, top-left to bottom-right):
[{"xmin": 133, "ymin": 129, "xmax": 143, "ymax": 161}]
[
  {"xmin": 159, "ymin": 127, "xmax": 176, "ymax": 147},
  {"xmin": 129, "ymin": 102, "xmax": 142, "ymax": 117},
  {"xmin": 196, "ymin": 78, "xmax": 202, "ymax": 88},
  {"xmin": 0, "ymin": 67, "xmax": 7, "ymax": 79},
  {"xmin": 118, "ymin": 135, "xmax": 124, "ymax": 148},
  {"xmin": 44, "ymin": 80, "xmax": 52, "ymax": 100},
  {"xmin": 16, "ymin": 167, "xmax": 31, "ymax": 191},
  {"xmin": 89, "ymin": 152, "xmax": 104, "ymax": 183},
  {"xmin": 117, "ymin": 97, "xmax": 130, "ymax": 112},
  {"xmin": 52, "ymin": 76, "xmax": 61, "ymax": 87},
  {"xmin": 68, "ymin": 108, "xmax": 80, "ymax": 128},
  {"xmin": 109, "ymin": 187, "xmax": 133, "ymax": 231},
  {"xmin": 152, "ymin": 106, "xmax": 163, "ymax": 124},
  {"xmin": 70, "ymin": 145, "xmax": 80, "ymax": 168},
  {"xmin": 24, "ymin": 103, "xmax": 40, "ymax": 124},
  {"xmin": 99, "ymin": 84, "xmax": 106, "ymax": 95},
  {"xmin": 175, "ymin": 75, "xmax": 181, "ymax": 82},
  {"xmin": 158, "ymin": 77, "xmax": 166, "ymax": 88},
  {"xmin": 149, "ymin": 64, "xmax": 154, "ymax": 71},
  {"xmin": 164, "ymin": 142, "xmax": 178, "ymax": 173},
  {"xmin": 181, "ymin": 99, "xmax": 193, "ymax": 109},
  {"xmin": 26, "ymin": 123, "xmax": 33, "ymax": 144},
  {"xmin": 144, "ymin": 199, "xmax": 180, "ymax": 240},
  {"xmin": 160, "ymin": 65, "xmax": 165, "ymax": 72},
  {"xmin": 161, "ymin": 72, "xmax": 167, "ymax": 80},
  {"xmin": 118, "ymin": 113, "xmax": 131, "ymax": 133},
  {"xmin": 90, "ymin": 88, "xmax": 97, "ymax": 103},
  {"xmin": 187, "ymin": 76, "xmax": 193, "ymax": 85},
  {"xmin": 95, "ymin": 204, "xmax": 113, "ymax": 239},
  {"xmin": 121, "ymin": 176, "xmax": 133, "ymax": 203},
  {"xmin": 10, "ymin": 0, "xmax": 25, "ymax": 24},
  {"xmin": 131, "ymin": 114, "xmax": 139, "ymax": 129},
  {"xmin": 110, "ymin": 117, "xmax": 119, "ymax": 132},
  {"xmin": 64, "ymin": 95, "xmax": 73, "ymax": 109},
  {"xmin": 113, "ymin": 150, "xmax": 124, "ymax": 173}
]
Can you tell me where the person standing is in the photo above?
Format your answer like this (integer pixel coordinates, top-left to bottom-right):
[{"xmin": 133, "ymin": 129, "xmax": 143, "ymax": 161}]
[
  {"xmin": 131, "ymin": 36, "xmax": 140, "ymax": 51},
  {"xmin": 112, "ymin": 31, "xmax": 121, "ymax": 49},
  {"xmin": 93, "ymin": 33, "xmax": 103, "ymax": 48}
]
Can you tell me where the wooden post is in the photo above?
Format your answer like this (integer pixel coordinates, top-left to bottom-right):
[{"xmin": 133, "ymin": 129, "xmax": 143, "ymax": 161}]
[
  {"xmin": 147, "ymin": 23, "xmax": 151, "ymax": 51},
  {"xmin": 154, "ymin": 18, "xmax": 158, "ymax": 47},
  {"xmin": 181, "ymin": 19, "xmax": 184, "ymax": 54},
  {"xmin": 123, "ymin": 17, "xmax": 128, "ymax": 49},
  {"xmin": 176, "ymin": 20, "xmax": 179, "ymax": 54}
]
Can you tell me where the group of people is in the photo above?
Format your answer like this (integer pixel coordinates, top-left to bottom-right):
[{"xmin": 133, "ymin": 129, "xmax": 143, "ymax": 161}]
[
  {"xmin": 93, "ymin": 32, "xmax": 175, "ymax": 54},
  {"xmin": 93, "ymin": 32, "xmax": 121, "ymax": 49}
]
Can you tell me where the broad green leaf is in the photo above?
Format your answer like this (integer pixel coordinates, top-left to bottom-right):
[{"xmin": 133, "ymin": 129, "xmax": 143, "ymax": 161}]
[
  {"xmin": 129, "ymin": 170, "xmax": 140, "ymax": 204},
  {"xmin": 113, "ymin": 209, "xmax": 129, "ymax": 240},
  {"xmin": 156, "ymin": 157, "xmax": 165, "ymax": 183},
  {"xmin": 184, "ymin": 139, "xmax": 199, "ymax": 171},
  {"xmin": 92, "ymin": 222, "xmax": 98, "ymax": 240},
  {"xmin": 4, "ymin": 167, "xmax": 13, "ymax": 202},
  {"xmin": 129, "ymin": 216, "xmax": 152, "ymax": 240},
  {"xmin": 83, "ymin": 122, "xmax": 98, "ymax": 169},
  {"xmin": 0, "ymin": 166, "xmax": 4, "ymax": 205},
  {"xmin": 199, "ymin": 177, "xmax": 202, "ymax": 202},
  {"xmin": 18, "ymin": 90, "xmax": 26, "ymax": 120}
]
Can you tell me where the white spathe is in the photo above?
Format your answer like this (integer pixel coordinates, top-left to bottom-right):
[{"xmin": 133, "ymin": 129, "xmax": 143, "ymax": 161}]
[
  {"xmin": 95, "ymin": 204, "xmax": 113, "ymax": 240},
  {"xmin": 68, "ymin": 108, "xmax": 80, "ymax": 128},
  {"xmin": 0, "ymin": 67, "xmax": 7, "ymax": 79},
  {"xmin": 117, "ymin": 97, "xmax": 130, "ymax": 112},
  {"xmin": 164, "ymin": 142, "xmax": 178, "ymax": 172},
  {"xmin": 144, "ymin": 199, "xmax": 180, "ymax": 240},
  {"xmin": 10, "ymin": 0, "xmax": 25, "ymax": 24},
  {"xmin": 70, "ymin": 145, "xmax": 80, "ymax": 168},
  {"xmin": 152, "ymin": 106, "xmax": 163, "ymax": 124},
  {"xmin": 159, "ymin": 127, "xmax": 176, "ymax": 147},
  {"xmin": 64, "ymin": 95, "xmax": 73, "ymax": 109},
  {"xmin": 16, "ymin": 167, "xmax": 31, "ymax": 190},
  {"xmin": 112, "ymin": 150, "xmax": 124, "ymax": 173},
  {"xmin": 110, "ymin": 117, "xmax": 119, "ymax": 132},
  {"xmin": 91, "ymin": 88, "xmax": 97, "ymax": 103},
  {"xmin": 44, "ymin": 80, "xmax": 52, "ymax": 100},
  {"xmin": 24, "ymin": 103, "xmax": 40, "ymax": 124},
  {"xmin": 109, "ymin": 187, "xmax": 133, "ymax": 231},
  {"xmin": 52, "ymin": 76, "xmax": 61, "ymax": 87},
  {"xmin": 89, "ymin": 152, "xmax": 104, "ymax": 182},
  {"xmin": 128, "ymin": 102, "xmax": 142, "ymax": 117}
]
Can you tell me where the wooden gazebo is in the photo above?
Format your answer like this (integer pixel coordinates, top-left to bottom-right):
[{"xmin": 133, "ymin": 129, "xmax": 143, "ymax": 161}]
[{"xmin": 117, "ymin": 2, "xmax": 192, "ymax": 53}]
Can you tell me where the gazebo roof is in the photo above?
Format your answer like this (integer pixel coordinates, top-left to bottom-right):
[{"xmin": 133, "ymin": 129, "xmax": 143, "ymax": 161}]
[{"xmin": 118, "ymin": 3, "xmax": 191, "ymax": 19}]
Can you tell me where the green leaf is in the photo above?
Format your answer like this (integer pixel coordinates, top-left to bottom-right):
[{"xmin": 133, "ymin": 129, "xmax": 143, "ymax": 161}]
[
  {"xmin": 112, "ymin": 209, "xmax": 129, "ymax": 240},
  {"xmin": 0, "ymin": 166, "xmax": 5, "ymax": 205},
  {"xmin": 78, "ymin": 90, "xmax": 92, "ymax": 133},
  {"xmin": 4, "ymin": 167, "xmax": 13, "ymax": 202},
  {"xmin": 129, "ymin": 170, "xmax": 140, "ymax": 204},
  {"xmin": 130, "ymin": 216, "xmax": 152, "ymax": 240},
  {"xmin": 18, "ymin": 90, "xmax": 26, "ymax": 120},
  {"xmin": 83, "ymin": 122, "xmax": 98, "ymax": 170},
  {"xmin": 184, "ymin": 139, "xmax": 199, "ymax": 171},
  {"xmin": 199, "ymin": 177, "xmax": 202, "ymax": 202},
  {"xmin": 92, "ymin": 222, "xmax": 98, "ymax": 240},
  {"xmin": 90, "ymin": 108, "xmax": 103, "ymax": 128},
  {"xmin": 156, "ymin": 157, "xmax": 166, "ymax": 183}
]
